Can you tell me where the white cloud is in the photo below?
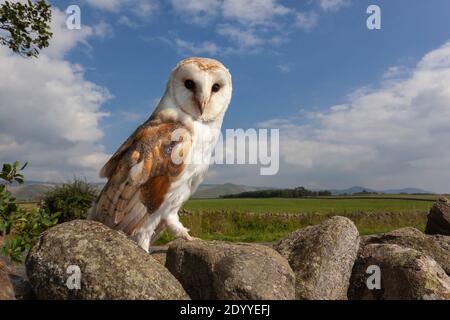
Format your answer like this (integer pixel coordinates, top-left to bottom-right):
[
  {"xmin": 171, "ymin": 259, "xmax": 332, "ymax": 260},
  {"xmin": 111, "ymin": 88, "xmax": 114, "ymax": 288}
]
[
  {"xmin": 255, "ymin": 41, "xmax": 450, "ymax": 192},
  {"xmin": 0, "ymin": 8, "xmax": 111, "ymax": 181},
  {"xmin": 295, "ymin": 11, "xmax": 319, "ymax": 31},
  {"xmin": 169, "ymin": 0, "xmax": 291, "ymax": 28},
  {"xmin": 222, "ymin": 0, "xmax": 291, "ymax": 25},
  {"xmin": 84, "ymin": 0, "xmax": 349, "ymax": 54},
  {"xmin": 170, "ymin": 0, "xmax": 221, "ymax": 24},
  {"xmin": 84, "ymin": 0, "xmax": 158, "ymax": 17},
  {"xmin": 318, "ymin": 0, "xmax": 351, "ymax": 11},
  {"xmin": 84, "ymin": 0, "xmax": 122, "ymax": 11},
  {"xmin": 42, "ymin": 8, "xmax": 94, "ymax": 59},
  {"xmin": 120, "ymin": 111, "xmax": 147, "ymax": 122},
  {"xmin": 382, "ymin": 66, "xmax": 411, "ymax": 80},
  {"xmin": 117, "ymin": 16, "xmax": 140, "ymax": 28},
  {"xmin": 216, "ymin": 25, "xmax": 264, "ymax": 48},
  {"xmin": 165, "ymin": 0, "xmax": 343, "ymax": 55},
  {"xmin": 93, "ymin": 21, "xmax": 115, "ymax": 39},
  {"xmin": 276, "ymin": 64, "xmax": 291, "ymax": 73},
  {"xmin": 174, "ymin": 38, "xmax": 220, "ymax": 56}
]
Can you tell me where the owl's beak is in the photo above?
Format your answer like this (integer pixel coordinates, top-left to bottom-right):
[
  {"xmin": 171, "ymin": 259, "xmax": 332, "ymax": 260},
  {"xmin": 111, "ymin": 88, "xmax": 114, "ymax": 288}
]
[{"xmin": 195, "ymin": 93, "xmax": 209, "ymax": 115}]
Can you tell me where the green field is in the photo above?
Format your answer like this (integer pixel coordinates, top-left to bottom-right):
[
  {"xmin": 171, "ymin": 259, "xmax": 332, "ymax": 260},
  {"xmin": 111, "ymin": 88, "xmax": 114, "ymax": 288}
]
[
  {"xmin": 183, "ymin": 197, "xmax": 434, "ymax": 214},
  {"xmin": 19, "ymin": 196, "xmax": 437, "ymax": 244},
  {"xmin": 165, "ymin": 196, "xmax": 435, "ymax": 243}
]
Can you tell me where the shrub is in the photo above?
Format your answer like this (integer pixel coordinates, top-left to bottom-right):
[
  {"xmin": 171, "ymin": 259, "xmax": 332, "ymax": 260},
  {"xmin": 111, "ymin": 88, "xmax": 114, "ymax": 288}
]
[
  {"xmin": 0, "ymin": 161, "xmax": 27, "ymax": 236},
  {"xmin": 41, "ymin": 178, "xmax": 98, "ymax": 222},
  {"xmin": 1, "ymin": 207, "xmax": 59, "ymax": 263},
  {"xmin": 0, "ymin": 161, "xmax": 60, "ymax": 263}
]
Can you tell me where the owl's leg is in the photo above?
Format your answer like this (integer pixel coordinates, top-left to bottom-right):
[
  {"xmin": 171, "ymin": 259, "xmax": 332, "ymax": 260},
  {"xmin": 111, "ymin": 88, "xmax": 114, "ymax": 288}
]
[
  {"xmin": 132, "ymin": 214, "xmax": 161, "ymax": 252},
  {"xmin": 133, "ymin": 232, "xmax": 151, "ymax": 253},
  {"xmin": 166, "ymin": 213, "xmax": 199, "ymax": 241},
  {"xmin": 149, "ymin": 220, "xmax": 167, "ymax": 245}
]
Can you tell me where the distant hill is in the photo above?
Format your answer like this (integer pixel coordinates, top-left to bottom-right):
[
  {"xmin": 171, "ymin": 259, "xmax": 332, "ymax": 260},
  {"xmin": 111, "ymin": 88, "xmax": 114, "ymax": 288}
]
[
  {"xmin": 382, "ymin": 188, "xmax": 435, "ymax": 195},
  {"xmin": 327, "ymin": 186, "xmax": 377, "ymax": 195},
  {"xmin": 8, "ymin": 183, "xmax": 56, "ymax": 201},
  {"xmin": 7, "ymin": 181, "xmax": 270, "ymax": 201},
  {"xmin": 327, "ymin": 186, "xmax": 434, "ymax": 195},
  {"xmin": 6, "ymin": 181, "xmax": 435, "ymax": 201},
  {"xmin": 7, "ymin": 181, "xmax": 105, "ymax": 201}
]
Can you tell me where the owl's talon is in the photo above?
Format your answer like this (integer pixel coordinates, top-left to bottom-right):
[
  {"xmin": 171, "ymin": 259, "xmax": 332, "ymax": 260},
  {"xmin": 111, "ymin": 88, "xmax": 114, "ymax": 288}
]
[{"xmin": 182, "ymin": 234, "xmax": 201, "ymax": 241}]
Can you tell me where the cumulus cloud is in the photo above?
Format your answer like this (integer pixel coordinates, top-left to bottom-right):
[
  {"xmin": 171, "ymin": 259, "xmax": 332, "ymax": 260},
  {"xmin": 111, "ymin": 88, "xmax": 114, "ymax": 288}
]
[
  {"xmin": 170, "ymin": 0, "xmax": 221, "ymax": 24},
  {"xmin": 82, "ymin": 0, "xmax": 351, "ymax": 55},
  {"xmin": 216, "ymin": 25, "xmax": 264, "ymax": 48},
  {"xmin": 276, "ymin": 64, "xmax": 291, "ymax": 73},
  {"xmin": 174, "ymin": 38, "xmax": 220, "ymax": 56},
  {"xmin": 93, "ymin": 21, "xmax": 115, "ymax": 39},
  {"xmin": 222, "ymin": 0, "xmax": 291, "ymax": 25},
  {"xmin": 295, "ymin": 11, "xmax": 319, "ymax": 31},
  {"xmin": 166, "ymin": 0, "xmax": 331, "ymax": 54},
  {"xmin": 84, "ymin": 0, "xmax": 158, "ymax": 17},
  {"xmin": 169, "ymin": 0, "xmax": 290, "ymax": 26},
  {"xmin": 317, "ymin": 0, "xmax": 351, "ymax": 11},
  {"xmin": 167, "ymin": 28, "xmax": 284, "ymax": 57},
  {"xmin": 0, "ymin": 8, "xmax": 111, "ymax": 181},
  {"xmin": 254, "ymin": 41, "xmax": 450, "ymax": 193}
]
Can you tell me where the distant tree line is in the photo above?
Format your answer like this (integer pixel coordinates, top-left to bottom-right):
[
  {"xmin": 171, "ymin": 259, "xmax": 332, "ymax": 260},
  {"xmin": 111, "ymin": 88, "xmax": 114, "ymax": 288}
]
[
  {"xmin": 353, "ymin": 190, "xmax": 378, "ymax": 196},
  {"xmin": 221, "ymin": 187, "xmax": 332, "ymax": 199}
]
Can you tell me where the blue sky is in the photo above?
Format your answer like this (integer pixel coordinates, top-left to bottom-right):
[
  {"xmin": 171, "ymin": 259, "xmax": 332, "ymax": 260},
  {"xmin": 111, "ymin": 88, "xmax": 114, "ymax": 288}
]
[{"xmin": 1, "ymin": 0, "xmax": 450, "ymax": 192}]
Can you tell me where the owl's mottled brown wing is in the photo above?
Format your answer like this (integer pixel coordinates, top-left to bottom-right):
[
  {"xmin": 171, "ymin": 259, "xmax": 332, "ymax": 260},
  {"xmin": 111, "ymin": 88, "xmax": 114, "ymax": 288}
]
[{"xmin": 89, "ymin": 119, "xmax": 192, "ymax": 236}]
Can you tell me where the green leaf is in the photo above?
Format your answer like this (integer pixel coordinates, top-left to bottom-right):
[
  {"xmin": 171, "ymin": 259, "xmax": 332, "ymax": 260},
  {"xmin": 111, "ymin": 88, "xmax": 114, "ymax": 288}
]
[
  {"xmin": 0, "ymin": 0, "xmax": 53, "ymax": 58},
  {"xmin": 2, "ymin": 163, "xmax": 12, "ymax": 174},
  {"xmin": 20, "ymin": 162, "xmax": 28, "ymax": 170}
]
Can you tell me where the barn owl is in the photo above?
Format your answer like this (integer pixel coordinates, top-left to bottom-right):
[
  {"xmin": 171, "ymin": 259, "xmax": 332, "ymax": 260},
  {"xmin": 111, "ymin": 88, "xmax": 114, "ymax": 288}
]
[{"xmin": 88, "ymin": 57, "xmax": 232, "ymax": 252}]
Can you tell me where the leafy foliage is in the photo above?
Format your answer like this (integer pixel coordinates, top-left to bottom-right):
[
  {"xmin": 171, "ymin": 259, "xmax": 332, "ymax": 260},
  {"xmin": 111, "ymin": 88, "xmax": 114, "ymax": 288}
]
[
  {"xmin": 1, "ymin": 207, "xmax": 59, "ymax": 263},
  {"xmin": 0, "ymin": 161, "xmax": 27, "ymax": 235},
  {"xmin": 41, "ymin": 178, "xmax": 98, "ymax": 223},
  {"xmin": 0, "ymin": 0, "xmax": 52, "ymax": 57},
  {"xmin": 0, "ymin": 161, "xmax": 59, "ymax": 263}
]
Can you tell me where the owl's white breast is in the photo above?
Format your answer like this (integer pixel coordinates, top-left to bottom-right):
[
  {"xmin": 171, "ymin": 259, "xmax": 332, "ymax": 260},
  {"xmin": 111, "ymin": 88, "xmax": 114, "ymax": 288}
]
[{"xmin": 158, "ymin": 118, "xmax": 222, "ymax": 217}]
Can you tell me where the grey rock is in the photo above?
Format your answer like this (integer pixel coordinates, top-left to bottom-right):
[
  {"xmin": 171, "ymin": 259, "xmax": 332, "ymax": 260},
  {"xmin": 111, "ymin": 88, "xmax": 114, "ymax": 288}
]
[
  {"xmin": 432, "ymin": 234, "xmax": 450, "ymax": 252},
  {"xmin": 150, "ymin": 249, "xmax": 167, "ymax": 266},
  {"xmin": 0, "ymin": 261, "xmax": 15, "ymax": 300},
  {"xmin": 361, "ymin": 227, "xmax": 450, "ymax": 274},
  {"xmin": 0, "ymin": 256, "xmax": 33, "ymax": 300},
  {"xmin": 26, "ymin": 220, "xmax": 189, "ymax": 300},
  {"xmin": 425, "ymin": 197, "xmax": 450, "ymax": 235},
  {"xmin": 274, "ymin": 216, "xmax": 360, "ymax": 300},
  {"xmin": 349, "ymin": 244, "xmax": 450, "ymax": 300},
  {"xmin": 166, "ymin": 240, "xmax": 295, "ymax": 300}
]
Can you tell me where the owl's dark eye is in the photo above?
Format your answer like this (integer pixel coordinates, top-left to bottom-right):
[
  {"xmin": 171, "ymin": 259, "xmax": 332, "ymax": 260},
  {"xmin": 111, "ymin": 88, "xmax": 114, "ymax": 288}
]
[
  {"xmin": 212, "ymin": 83, "xmax": 221, "ymax": 93},
  {"xmin": 184, "ymin": 79, "xmax": 195, "ymax": 90}
]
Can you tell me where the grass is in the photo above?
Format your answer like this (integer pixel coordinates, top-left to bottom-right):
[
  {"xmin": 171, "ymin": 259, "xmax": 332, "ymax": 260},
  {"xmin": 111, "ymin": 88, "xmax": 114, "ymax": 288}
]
[
  {"xmin": 163, "ymin": 197, "xmax": 433, "ymax": 244},
  {"xmin": 18, "ymin": 196, "xmax": 436, "ymax": 245},
  {"xmin": 16, "ymin": 201, "xmax": 40, "ymax": 211},
  {"xmin": 155, "ymin": 210, "xmax": 428, "ymax": 244},
  {"xmin": 183, "ymin": 197, "xmax": 434, "ymax": 214}
]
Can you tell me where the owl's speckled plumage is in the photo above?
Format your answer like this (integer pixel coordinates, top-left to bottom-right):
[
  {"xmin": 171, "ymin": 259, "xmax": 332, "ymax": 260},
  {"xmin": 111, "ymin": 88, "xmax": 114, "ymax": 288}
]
[{"xmin": 88, "ymin": 57, "xmax": 232, "ymax": 251}]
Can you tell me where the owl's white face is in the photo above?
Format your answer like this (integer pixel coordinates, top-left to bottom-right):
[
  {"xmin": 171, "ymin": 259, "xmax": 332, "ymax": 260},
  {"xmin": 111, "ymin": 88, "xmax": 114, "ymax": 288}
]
[{"xmin": 169, "ymin": 58, "xmax": 232, "ymax": 122}]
